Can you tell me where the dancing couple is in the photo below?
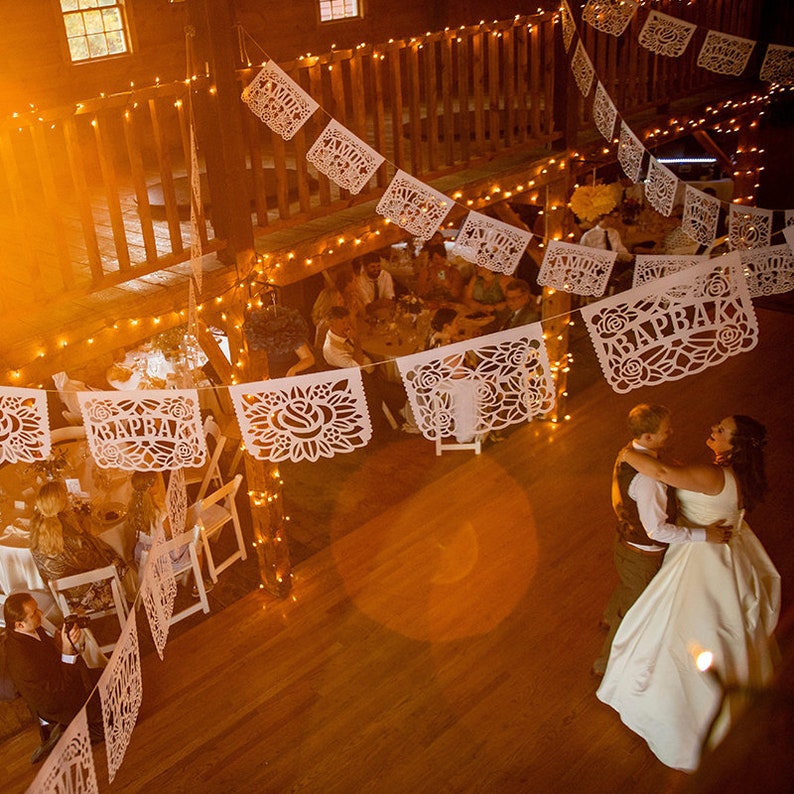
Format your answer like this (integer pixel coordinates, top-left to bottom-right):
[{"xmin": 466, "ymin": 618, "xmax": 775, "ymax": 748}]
[{"xmin": 595, "ymin": 404, "xmax": 780, "ymax": 772}]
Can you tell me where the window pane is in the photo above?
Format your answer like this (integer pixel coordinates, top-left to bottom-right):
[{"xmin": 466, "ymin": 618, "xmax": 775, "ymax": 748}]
[
  {"xmin": 63, "ymin": 13, "xmax": 86, "ymax": 36},
  {"xmin": 63, "ymin": 1, "xmax": 129, "ymax": 62},
  {"xmin": 83, "ymin": 9, "xmax": 104, "ymax": 34},
  {"xmin": 102, "ymin": 8, "xmax": 122, "ymax": 31},
  {"xmin": 318, "ymin": 0, "xmax": 359, "ymax": 21},
  {"xmin": 68, "ymin": 37, "xmax": 90, "ymax": 61},
  {"xmin": 87, "ymin": 33, "xmax": 109, "ymax": 58},
  {"xmin": 106, "ymin": 30, "xmax": 126, "ymax": 54}
]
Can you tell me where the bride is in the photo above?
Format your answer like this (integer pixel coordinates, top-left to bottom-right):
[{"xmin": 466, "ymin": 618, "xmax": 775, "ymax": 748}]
[{"xmin": 596, "ymin": 415, "xmax": 780, "ymax": 772}]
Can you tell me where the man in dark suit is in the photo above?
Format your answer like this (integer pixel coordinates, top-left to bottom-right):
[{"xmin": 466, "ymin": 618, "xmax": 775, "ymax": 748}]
[
  {"xmin": 499, "ymin": 278, "xmax": 540, "ymax": 330},
  {"xmin": 4, "ymin": 593, "xmax": 103, "ymax": 753}
]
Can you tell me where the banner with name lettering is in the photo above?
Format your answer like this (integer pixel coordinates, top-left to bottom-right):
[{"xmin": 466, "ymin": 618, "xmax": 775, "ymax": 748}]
[
  {"xmin": 581, "ymin": 254, "xmax": 757, "ymax": 393},
  {"xmin": 0, "ymin": 386, "xmax": 50, "ymax": 463},
  {"xmin": 98, "ymin": 609, "xmax": 142, "ymax": 783},
  {"xmin": 27, "ymin": 708, "xmax": 98, "ymax": 794},
  {"xmin": 78, "ymin": 390, "xmax": 206, "ymax": 471}
]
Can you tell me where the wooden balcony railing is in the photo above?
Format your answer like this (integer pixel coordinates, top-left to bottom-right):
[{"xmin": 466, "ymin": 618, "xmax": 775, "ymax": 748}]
[{"xmin": 0, "ymin": 5, "xmax": 747, "ymax": 322}]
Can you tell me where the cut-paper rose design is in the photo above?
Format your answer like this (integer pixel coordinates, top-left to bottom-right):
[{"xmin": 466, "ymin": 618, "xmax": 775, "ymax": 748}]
[
  {"xmin": 230, "ymin": 369, "xmax": 372, "ymax": 462},
  {"xmin": 638, "ymin": 10, "xmax": 696, "ymax": 57},
  {"xmin": 581, "ymin": 254, "xmax": 757, "ymax": 393},
  {"xmin": 397, "ymin": 325, "xmax": 554, "ymax": 440},
  {"xmin": 644, "ymin": 157, "xmax": 678, "ymax": 217},
  {"xmin": 728, "ymin": 204, "xmax": 772, "ymax": 250},
  {"xmin": 0, "ymin": 386, "xmax": 50, "ymax": 463},
  {"xmin": 78, "ymin": 390, "xmax": 206, "ymax": 471}
]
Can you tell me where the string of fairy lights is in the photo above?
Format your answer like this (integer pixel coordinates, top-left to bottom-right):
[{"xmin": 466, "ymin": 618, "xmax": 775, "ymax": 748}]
[{"xmin": 2, "ymin": 7, "xmax": 790, "ymax": 393}]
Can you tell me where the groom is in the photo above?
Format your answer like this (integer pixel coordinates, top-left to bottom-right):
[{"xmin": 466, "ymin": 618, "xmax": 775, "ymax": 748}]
[{"xmin": 592, "ymin": 404, "xmax": 730, "ymax": 676}]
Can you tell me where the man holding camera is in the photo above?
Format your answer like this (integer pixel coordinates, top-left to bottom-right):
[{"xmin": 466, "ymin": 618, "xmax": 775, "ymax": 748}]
[{"xmin": 4, "ymin": 593, "xmax": 103, "ymax": 759}]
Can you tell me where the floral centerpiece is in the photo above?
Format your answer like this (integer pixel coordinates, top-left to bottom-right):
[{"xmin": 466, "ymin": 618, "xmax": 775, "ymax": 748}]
[{"xmin": 569, "ymin": 182, "xmax": 623, "ymax": 223}]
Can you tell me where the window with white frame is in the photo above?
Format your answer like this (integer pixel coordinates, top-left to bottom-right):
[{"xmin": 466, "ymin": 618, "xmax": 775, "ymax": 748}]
[
  {"xmin": 318, "ymin": 0, "xmax": 360, "ymax": 23},
  {"xmin": 60, "ymin": 0, "xmax": 130, "ymax": 62}
]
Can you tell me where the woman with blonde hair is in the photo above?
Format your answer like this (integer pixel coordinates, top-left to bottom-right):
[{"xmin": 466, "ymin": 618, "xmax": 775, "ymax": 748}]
[{"xmin": 30, "ymin": 480, "xmax": 125, "ymax": 613}]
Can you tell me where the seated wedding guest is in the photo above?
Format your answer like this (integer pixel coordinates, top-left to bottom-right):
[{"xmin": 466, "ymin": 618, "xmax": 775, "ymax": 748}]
[
  {"xmin": 323, "ymin": 305, "xmax": 408, "ymax": 435},
  {"xmin": 4, "ymin": 592, "xmax": 104, "ymax": 757},
  {"xmin": 128, "ymin": 470, "xmax": 163, "ymax": 567},
  {"xmin": 244, "ymin": 305, "xmax": 315, "ymax": 379},
  {"xmin": 30, "ymin": 480, "xmax": 126, "ymax": 614},
  {"xmin": 499, "ymin": 278, "xmax": 541, "ymax": 330},
  {"xmin": 579, "ymin": 213, "xmax": 631, "ymax": 262},
  {"xmin": 415, "ymin": 243, "xmax": 465, "ymax": 303},
  {"xmin": 311, "ymin": 269, "xmax": 366, "ymax": 348},
  {"xmin": 425, "ymin": 307, "xmax": 462, "ymax": 349},
  {"xmin": 354, "ymin": 253, "xmax": 395, "ymax": 309},
  {"xmin": 463, "ymin": 265, "xmax": 510, "ymax": 326}
]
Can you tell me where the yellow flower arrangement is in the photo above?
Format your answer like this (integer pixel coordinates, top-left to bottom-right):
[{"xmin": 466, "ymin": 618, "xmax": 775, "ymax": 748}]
[{"xmin": 569, "ymin": 182, "xmax": 623, "ymax": 223}]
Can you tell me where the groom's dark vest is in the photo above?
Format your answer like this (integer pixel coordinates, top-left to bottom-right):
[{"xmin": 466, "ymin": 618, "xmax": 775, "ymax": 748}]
[{"xmin": 613, "ymin": 458, "xmax": 675, "ymax": 549}]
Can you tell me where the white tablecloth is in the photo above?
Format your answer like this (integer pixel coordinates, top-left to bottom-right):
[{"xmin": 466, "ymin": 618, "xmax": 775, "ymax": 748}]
[{"xmin": 0, "ymin": 440, "xmax": 138, "ymax": 595}]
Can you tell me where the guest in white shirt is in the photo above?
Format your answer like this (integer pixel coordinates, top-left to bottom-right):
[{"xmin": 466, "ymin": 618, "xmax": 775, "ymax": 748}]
[
  {"xmin": 579, "ymin": 213, "xmax": 631, "ymax": 262},
  {"xmin": 322, "ymin": 305, "xmax": 408, "ymax": 435},
  {"xmin": 354, "ymin": 255, "xmax": 395, "ymax": 309}
]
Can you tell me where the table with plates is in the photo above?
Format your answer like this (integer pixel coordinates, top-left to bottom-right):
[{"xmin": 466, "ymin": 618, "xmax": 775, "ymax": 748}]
[
  {"xmin": 0, "ymin": 441, "xmax": 140, "ymax": 596},
  {"xmin": 360, "ymin": 302, "xmax": 494, "ymax": 380},
  {"xmin": 106, "ymin": 339, "xmax": 224, "ymax": 416}
]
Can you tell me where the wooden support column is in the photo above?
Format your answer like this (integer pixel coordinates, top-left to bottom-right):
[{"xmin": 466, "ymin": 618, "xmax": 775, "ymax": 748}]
[
  {"xmin": 228, "ymin": 279, "xmax": 293, "ymax": 598},
  {"xmin": 185, "ymin": 0, "xmax": 286, "ymax": 595},
  {"xmin": 540, "ymin": 178, "xmax": 572, "ymax": 424},
  {"xmin": 188, "ymin": 0, "xmax": 254, "ymax": 266}
]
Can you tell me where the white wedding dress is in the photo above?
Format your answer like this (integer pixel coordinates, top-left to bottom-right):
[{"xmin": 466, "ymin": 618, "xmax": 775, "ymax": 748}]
[{"xmin": 596, "ymin": 468, "xmax": 780, "ymax": 772}]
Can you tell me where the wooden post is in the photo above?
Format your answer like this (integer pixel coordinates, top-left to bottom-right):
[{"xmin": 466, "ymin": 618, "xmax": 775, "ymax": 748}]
[
  {"xmin": 229, "ymin": 273, "xmax": 293, "ymax": 598},
  {"xmin": 540, "ymin": 179, "xmax": 572, "ymax": 424},
  {"xmin": 187, "ymin": 0, "xmax": 255, "ymax": 265}
]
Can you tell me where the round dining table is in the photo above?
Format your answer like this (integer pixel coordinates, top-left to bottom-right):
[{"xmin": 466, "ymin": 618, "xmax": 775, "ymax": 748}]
[{"xmin": 0, "ymin": 440, "xmax": 143, "ymax": 597}]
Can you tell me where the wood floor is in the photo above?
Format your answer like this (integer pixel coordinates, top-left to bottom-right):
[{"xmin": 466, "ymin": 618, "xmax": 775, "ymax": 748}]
[{"xmin": 2, "ymin": 306, "xmax": 793, "ymax": 793}]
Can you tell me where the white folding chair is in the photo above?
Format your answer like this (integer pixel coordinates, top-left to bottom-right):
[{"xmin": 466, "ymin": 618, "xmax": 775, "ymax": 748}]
[
  {"xmin": 52, "ymin": 371, "xmax": 87, "ymax": 426},
  {"xmin": 140, "ymin": 525, "xmax": 210, "ymax": 625},
  {"xmin": 190, "ymin": 474, "xmax": 246, "ymax": 583},
  {"xmin": 183, "ymin": 415, "xmax": 227, "ymax": 500},
  {"xmin": 48, "ymin": 564, "xmax": 129, "ymax": 653},
  {"xmin": 49, "ymin": 425, "xmax": 87, "ymax": 445},
  {"xmin": 432, "ymin": 380, "xmax": 484, "ymax": 456}
]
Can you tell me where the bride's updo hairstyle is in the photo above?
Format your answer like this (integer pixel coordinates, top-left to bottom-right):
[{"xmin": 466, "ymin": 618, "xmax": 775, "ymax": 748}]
[{"xmin": 728, "ymin": 415, "xmax": 768, "ymax": 511}]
